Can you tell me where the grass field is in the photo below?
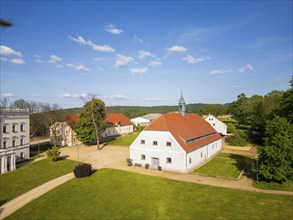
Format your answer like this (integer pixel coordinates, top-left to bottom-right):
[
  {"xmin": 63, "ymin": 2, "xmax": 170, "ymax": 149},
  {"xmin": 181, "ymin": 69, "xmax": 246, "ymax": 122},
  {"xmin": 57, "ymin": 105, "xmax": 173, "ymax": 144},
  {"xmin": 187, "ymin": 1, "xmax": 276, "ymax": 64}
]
[
  {"xmin": 30, "ymin": 144, "xmax": 53, "ymax": 157},
  {"xmin": 253, "ymin": 181, "xmax": 293, "ymax": 192},
  {"xmin": 7, "ymin": 169, "xmax": 293, "ymax": 220},
  {"xmin": 195, "ymin": 153, "xmax": 251, "ymax": 178},
  {"xmin": 0, "ymin": 158, "xmax": 78, "ymax": 206},
  {"xmin": 106, "ymin": 132, "xmax": 140, "ymax": 146}
]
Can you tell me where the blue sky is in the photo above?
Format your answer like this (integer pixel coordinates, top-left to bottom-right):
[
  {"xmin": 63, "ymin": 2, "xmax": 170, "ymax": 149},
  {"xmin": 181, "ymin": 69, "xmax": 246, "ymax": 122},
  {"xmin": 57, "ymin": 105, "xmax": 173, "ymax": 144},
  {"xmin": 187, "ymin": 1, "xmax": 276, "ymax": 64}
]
[{"xmin": 1, "ymin": 1, "xmax": 292, "ymax": 108}]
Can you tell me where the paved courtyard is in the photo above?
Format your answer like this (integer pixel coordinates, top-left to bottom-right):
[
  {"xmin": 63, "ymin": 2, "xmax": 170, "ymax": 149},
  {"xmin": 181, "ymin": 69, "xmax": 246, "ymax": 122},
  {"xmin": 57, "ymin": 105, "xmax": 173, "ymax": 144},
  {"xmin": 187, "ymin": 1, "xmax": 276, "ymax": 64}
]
[{"xmin": 60, "ymin": 144, "xmax": 129, "ymax": 170}]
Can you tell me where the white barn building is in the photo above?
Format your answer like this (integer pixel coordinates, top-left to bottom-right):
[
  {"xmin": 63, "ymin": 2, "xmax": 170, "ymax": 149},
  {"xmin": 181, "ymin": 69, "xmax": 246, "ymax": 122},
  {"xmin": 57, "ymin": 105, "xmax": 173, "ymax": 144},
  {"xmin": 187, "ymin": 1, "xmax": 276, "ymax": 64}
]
[
  {"xmin": 130, "ymin": 94, "xmax": 223, "ymax": 173},
  {"xmin": 204, "ymin": 114, "xmax": 227, "ymax": 135},
  {"xmin": 0, "ymin": 108, "xmax": 30, "ymax": 174}
]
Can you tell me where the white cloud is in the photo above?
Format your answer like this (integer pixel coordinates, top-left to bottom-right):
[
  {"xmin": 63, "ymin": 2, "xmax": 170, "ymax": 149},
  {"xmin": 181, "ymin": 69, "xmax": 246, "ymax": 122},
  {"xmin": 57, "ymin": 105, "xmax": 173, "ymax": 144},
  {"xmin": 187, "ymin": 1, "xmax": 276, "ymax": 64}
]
[
  {"xmin": 1, "ymin": 93, "xmax": 15, "ymax": 97},
  {"xmin": 48, "ymin": 55, "xmax": 62, "ymax": 63},
  {"xmin": 209, "ymin": 69, "xmax": 232, "ymax": 75},
  {"xmin": 31, "ymin": 93, "xmax": 40, "ymax": 97},
  {"xmin": 56, "ymin": 64, "xmax": 63, "ymax": 68},
  {"xmin": 93, "ymin": 57, "xmax": 111, "ymax": 62},
  {"xmin": 115, "ymin": 54, "xmax": 134, "ymax": 67},
  {"xmin": 138, "ymin": 50, "xmax": 154, "ymax": 60},
  {"xmin": 104, "ymin": 94, "xmax": 132, "ymax": 100},
  {"xmin": 149, "ymin": 59, "xmax": 162, "ymax": 67},
  {"xmin": 238, "ymin": 64, "xmax": 253, "ymax": 73},
  {"xmin": 105, "ymin": 24, "xmax": 123, "ymax": 35},
  {"xmin": 62, "ymin": 93, "xmax": 89, "ymax": 98},
  {"xmin": 166, "ymin": 45, "xmax": 187, "ymax": 54},
  {"xmin": 69, "ymin": 35, "xmax": 115, "ymax": 53},
  {"xmin": 91, "ymin": 44, "xmax": 115, "ymax": 53},
  {"xmin": 182, "ymin": 55, "xmax": 210, "ymax": 64},
  {"xmin": 0, "ymin": 45, "xmax": 23, "ymax": 57},
  {"xmin": 35, "ymin": 55, "xmax": 44, "ymax": 63},
  {"xmin": 232, "ymin": 85, "xmax": 240, "ymax": 88},
  {"xmin": 66, "ymin": 63, "xmax": 91, "ymax": 72},
  {"xmin": 0, "ymin": 45, "xmax": 25, "ymax": 64},
  {"xmin": 133, "ymin": 35, "xmax": 143, "ymax": 43},
  {"xmin": 1, "ymin": 57, "xmax": 25, "ymax": 64},
  {"xmin": 146, "ymin": 97, "xmax": 166, "ymax": 102},
  {"xmin": 68, "ymin": 36, "xmax": 90, "ymax": 45},
  {"xmin": 130, "ymin": 67, "xmax": 148, "ymax": 76},
  {"xmin": 11, "ymin": 58, "xmax": 26, "ymax": 64}
]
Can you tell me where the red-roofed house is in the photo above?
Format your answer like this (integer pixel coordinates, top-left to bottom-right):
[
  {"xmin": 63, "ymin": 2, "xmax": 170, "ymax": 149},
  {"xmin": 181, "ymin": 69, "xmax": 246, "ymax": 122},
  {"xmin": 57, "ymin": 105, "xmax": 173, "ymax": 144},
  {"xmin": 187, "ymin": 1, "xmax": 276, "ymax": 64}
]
[
  {"xmin": 130, "ymin": 94, "xmax": 223, "ymax": 173},
  {"xmin": 50, "ymin": 113, "xmax": 133, "ymax": 146},
  {"xmin": 50, "ymin": 115, "xmax": 81, "ymax": 146},
  {"xmin": 101, "ymin": 113, "xmax": 133, "ymax": 138}
]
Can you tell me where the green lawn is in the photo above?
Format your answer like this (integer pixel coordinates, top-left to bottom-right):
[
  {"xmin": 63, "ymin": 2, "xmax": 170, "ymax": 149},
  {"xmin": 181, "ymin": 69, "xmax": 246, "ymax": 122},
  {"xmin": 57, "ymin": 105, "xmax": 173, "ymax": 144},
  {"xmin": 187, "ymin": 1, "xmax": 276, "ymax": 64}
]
[
  {"xmin": 7, "ymin": 169, "xmax": 293, "ymax": 220},
  {"xmin": 30, "ymin": 144, "xmax": 53, "ymax": 157},
  {"xmin": 106, "ymin": 132, "xmax": 140, "ymax": 146},
  {"xmin": 195, "ymin": 153, "xmax": 251, "ymax": 178},
  {"xmin": 253, "ymin": 181, "xmax": 293, "ymax": 192},
  {"xmin": 0, "ymin": 158, "xmax": 78, "ymax": 206}
]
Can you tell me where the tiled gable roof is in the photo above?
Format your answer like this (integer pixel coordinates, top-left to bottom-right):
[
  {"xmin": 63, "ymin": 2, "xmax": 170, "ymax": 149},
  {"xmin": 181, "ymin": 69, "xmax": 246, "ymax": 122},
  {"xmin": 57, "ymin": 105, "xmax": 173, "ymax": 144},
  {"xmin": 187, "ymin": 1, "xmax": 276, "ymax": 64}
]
[
  {"xmin": 106, "ymin": 113, "xmax": 132, "ymax": 126},
  {"xmin": 62, "ymin": 113, "xmax": 132, "ymax": 128},
  {"xmin": 145, "ymin": 112, "xmax": 222, "ymax": 153},
  {"xmin": 62, "ymin": 115, "xmax": 80, "ymax": 128}
]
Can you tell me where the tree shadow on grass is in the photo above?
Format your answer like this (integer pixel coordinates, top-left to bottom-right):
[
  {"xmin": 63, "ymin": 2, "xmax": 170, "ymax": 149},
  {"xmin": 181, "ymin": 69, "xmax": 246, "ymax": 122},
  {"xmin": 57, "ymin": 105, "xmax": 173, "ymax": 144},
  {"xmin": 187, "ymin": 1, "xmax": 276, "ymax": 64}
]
[
  {"xmin": 0, "ymin": 199, "xmax": 8, "ymax": 207},
  {"xmin": 228, "ymin": 154, "xmax": 254, "ymax": 179}
]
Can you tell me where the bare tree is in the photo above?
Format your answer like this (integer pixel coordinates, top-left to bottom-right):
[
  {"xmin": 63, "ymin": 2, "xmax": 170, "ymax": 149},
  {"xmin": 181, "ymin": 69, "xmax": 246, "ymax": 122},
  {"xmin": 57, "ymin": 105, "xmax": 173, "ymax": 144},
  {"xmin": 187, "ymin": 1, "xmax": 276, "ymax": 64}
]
[{"xmin": 0, "ymin": 97, "xmax": 10, "ymax": 108}]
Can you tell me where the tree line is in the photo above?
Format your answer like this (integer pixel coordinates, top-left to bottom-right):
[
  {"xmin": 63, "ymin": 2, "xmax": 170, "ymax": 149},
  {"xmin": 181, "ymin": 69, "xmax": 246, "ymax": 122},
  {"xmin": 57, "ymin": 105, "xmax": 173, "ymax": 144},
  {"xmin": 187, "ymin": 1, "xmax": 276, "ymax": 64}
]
[{"xmin": 228, "ymin": 77, "xmax": 293, "ymax": 183}]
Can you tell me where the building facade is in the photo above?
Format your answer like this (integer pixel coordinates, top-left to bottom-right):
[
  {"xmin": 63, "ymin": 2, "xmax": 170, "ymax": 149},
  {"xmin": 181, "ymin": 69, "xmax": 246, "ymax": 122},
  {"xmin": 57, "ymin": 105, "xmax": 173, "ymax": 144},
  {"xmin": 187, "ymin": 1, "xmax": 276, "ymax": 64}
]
[
  {"xmin": 0, "ymin": 108, "xmax": 30, "ymax": 174},
  {"xmin": 204, "ymin": 114, "xmax": 227, "ymax": 135}
]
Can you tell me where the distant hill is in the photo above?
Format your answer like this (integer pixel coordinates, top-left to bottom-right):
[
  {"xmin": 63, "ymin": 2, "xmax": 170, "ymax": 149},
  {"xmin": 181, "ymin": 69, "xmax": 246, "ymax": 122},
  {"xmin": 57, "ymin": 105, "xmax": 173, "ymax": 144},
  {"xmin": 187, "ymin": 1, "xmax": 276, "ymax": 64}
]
[{"xmin": 60, "ymin": 103, "xmax": 211, "ymax": 118}]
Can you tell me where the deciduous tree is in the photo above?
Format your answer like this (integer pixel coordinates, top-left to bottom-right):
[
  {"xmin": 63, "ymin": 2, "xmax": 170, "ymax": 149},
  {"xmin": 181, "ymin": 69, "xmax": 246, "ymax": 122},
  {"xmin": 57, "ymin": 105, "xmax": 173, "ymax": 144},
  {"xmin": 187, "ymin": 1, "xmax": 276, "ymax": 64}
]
[
  {"xmin": 256, "ymin": 116, "xmax": 293, "ymax": 182},
  {"xmin": 75, "ymin": 96, "xmax": 106, "ymax": 150}
]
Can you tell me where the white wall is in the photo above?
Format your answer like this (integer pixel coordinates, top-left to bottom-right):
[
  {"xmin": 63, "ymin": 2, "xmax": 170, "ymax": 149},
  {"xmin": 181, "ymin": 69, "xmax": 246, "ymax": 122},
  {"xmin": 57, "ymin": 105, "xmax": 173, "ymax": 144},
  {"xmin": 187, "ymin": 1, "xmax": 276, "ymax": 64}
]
[
  {"xmin": 186, "ymin": 139, "xmax": 222, "ymax": 172},
  {"xmin": 205, "ymin": 115, "xmax": 227, "ymax": 135},
  {"xmin": 102, "ymin": 125, "xmax": 133, "ymax": 138},
  {"xmin": 0, "ymin": 110, "xmax": 30, "ymax": 161},
  {"xmin": 130, "ymin": 130, "xmax": 187, "ymax": 173}
]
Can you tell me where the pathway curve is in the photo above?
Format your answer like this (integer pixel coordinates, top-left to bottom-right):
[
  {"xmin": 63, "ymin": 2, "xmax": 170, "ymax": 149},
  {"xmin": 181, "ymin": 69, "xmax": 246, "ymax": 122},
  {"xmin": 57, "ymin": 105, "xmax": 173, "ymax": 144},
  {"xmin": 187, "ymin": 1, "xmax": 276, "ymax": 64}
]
[{"xmin": 0, "ymin": 173, "xmax": 74, "ymax": 219}]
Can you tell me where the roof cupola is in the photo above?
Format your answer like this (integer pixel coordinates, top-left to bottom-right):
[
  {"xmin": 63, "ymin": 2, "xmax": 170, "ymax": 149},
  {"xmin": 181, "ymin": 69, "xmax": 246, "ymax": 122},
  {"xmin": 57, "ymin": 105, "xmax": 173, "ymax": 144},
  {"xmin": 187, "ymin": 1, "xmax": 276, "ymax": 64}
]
[{"xmin": 178, "ymin": 91, "xmax": 186, "ymax": 116}]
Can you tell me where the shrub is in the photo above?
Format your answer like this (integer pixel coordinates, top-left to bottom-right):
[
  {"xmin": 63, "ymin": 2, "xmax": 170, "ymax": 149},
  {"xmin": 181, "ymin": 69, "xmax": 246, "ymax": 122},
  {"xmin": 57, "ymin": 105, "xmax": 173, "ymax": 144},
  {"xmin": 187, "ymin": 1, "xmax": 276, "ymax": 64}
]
[
  {"xmin": 73, "ymin": 163, "xmax": 92, "ymax": 178},
  {"xmin": 126, "ymin": 158, "xmax": 133, "ymax": 166},
  {"xmin": 158, "ymin": 166, "xmax": 162, "ymax": 171},
  {"xmin": 46, "ymin": 146, "xmax": 61, "ymax": 162},
  {"xmin": 228, "ymin": 135, "xmax": 248, "ymax": 146},
  {"xmin": 145, "ymin": 163, "xmax": 150, "ymax": 169}
]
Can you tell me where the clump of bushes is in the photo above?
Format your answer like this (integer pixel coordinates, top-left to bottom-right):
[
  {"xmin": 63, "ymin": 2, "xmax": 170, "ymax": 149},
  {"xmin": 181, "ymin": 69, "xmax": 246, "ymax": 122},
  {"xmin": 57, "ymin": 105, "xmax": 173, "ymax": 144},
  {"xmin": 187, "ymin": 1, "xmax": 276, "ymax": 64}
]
[
  {"xmin": 46, "ymin": 146, "xmax": 61, "ymax": 162},
  {"xmin": 127, "ymin": 158, "xmax": 133, "ymax": 166},
  {"xmin": 73, "ymin": 163, "xmax": 92, "ymax": 178},
  {"xmin": 145, "ymin": 163, "xmax": 150, "ymax": 169},
  {"xmin": 227, "ymin": 130, "xmax": 249, "ymax": 146}
]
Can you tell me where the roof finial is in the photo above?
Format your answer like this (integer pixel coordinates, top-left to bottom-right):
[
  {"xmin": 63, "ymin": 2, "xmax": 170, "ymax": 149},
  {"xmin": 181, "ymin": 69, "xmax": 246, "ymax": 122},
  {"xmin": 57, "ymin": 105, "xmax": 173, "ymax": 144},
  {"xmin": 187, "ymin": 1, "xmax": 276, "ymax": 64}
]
[{"xmin": 178, "ymin": 90, "xmax": 186, "ymax": 116}]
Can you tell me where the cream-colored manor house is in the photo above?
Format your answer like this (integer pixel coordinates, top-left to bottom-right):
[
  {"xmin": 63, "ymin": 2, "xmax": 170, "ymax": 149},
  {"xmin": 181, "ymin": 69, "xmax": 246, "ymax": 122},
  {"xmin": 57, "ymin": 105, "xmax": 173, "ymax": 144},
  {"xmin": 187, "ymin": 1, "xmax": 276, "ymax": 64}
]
[{"xmin": 0, "ymin": 108, "xmax": 30, "ymax": 174}]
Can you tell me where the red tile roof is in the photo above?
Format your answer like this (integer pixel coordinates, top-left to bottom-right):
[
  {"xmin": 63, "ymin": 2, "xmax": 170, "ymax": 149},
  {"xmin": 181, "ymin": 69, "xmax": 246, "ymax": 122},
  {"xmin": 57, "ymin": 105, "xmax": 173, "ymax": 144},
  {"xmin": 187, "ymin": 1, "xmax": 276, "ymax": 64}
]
[
  {"xmin": 144, "ymin": 112, "xmax": 222, "ymax": 153},
  {"xmin": 106, "ymin": 113, "xmax": 132, "ymax": 126},
  {"xmin": 62, "ymin": 113, "xmax": 132, "ymax": 128},
  {"xmin": 62, "ymin": 115, "xmax": 80, "ymax": 128}
]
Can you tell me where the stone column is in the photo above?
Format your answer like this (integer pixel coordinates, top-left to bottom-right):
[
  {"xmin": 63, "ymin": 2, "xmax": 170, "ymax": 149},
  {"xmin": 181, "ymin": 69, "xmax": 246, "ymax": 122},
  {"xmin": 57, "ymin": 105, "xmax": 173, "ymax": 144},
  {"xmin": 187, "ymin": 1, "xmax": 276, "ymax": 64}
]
[
  {"xmin": 10, "ymin": 154, "xmax": 16, "ymax": 171},
  {"xmin": 1, "ymin": 156, "xmax": 7, "ymax": 174}
]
